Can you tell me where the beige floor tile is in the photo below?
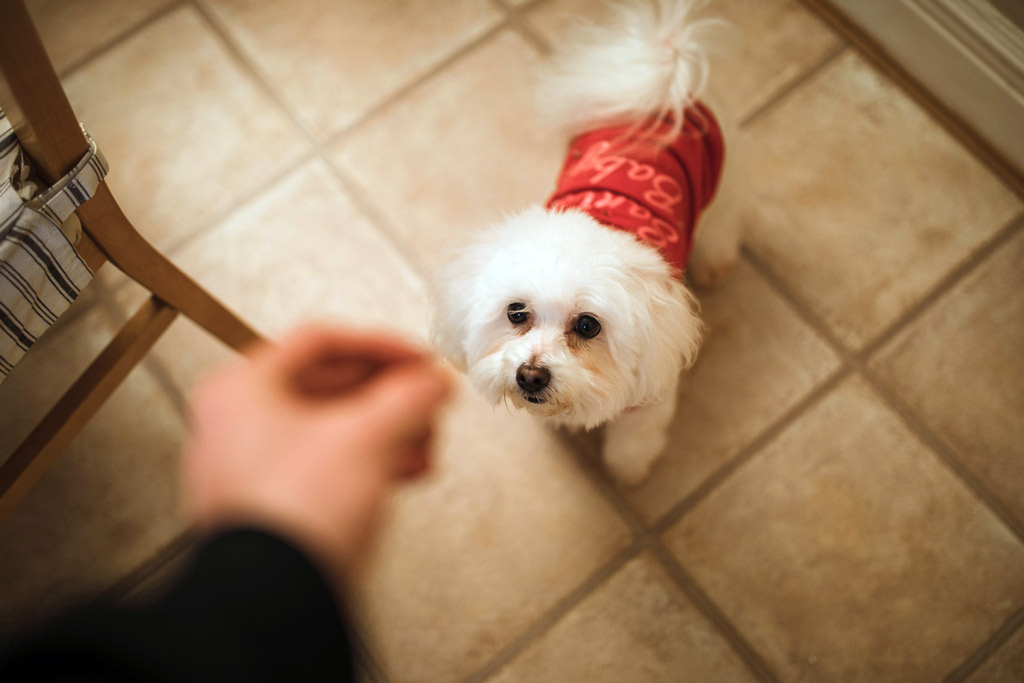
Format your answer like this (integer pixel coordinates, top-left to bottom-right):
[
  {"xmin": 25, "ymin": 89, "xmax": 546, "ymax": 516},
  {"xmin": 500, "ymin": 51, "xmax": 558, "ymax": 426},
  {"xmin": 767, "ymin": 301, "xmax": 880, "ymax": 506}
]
[
  {"xmin": 744, "ymin": 50, "xmax": 1022, "ymax": 349},
  {"xmin": 871, "ymin": 229, "xmax": 1024, "ymax": 527},
  {"xmin": 664, "ymin": 376, "xmax": 1024, "ymax": 682},
  {"xmin": 617, "ymin": 260, "xmax": 840, "ymax": 522},
  {"xmin": 965, "ymin": 627, "xmax": 1024, "ymax": 682},
  {"xmin": 26, "ymin": 0, "xmax": 175, "ymax": 74},
  {"xmin": 61, "ymin": 5, "xmax": 308, "ymax": 250},
  {"xmin": 330, "ymin": 30, "xmax": 566, "ymax": 278},
  {"xmin": 353, "ymin": 379, "xmax": 632, "ymax": 683},
  {"xmin": 0, "ymin": 305, "xmax": 188, "ymax": 633},
  {"xmin": 124, "ymin": 159, "xmax": 428, "ymax": 399},
  {"xmin": 527, "ymin": 0, "xmax": 841, "ymax": 121},
  {"xmin": 201, "ymin": 0, "xmax": 503, "ymax": 140},
  {"xmin": 487, "ymin": 553, "xmax": 758, "ymax": 683}
]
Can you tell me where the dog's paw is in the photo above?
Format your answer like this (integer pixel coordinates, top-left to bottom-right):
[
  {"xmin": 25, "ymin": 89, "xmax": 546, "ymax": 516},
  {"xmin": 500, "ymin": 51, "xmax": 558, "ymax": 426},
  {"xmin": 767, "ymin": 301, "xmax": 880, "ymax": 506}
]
[{"xmin": 602, "ymin": 429, "xmax": 666, "ymax": 486}]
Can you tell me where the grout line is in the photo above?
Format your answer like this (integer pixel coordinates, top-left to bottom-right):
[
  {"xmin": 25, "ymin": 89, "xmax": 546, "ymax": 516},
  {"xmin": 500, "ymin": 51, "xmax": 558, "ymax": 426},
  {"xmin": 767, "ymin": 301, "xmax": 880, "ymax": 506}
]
[
  {"xmin": 192, "ymin": 0, "xmax": 438, "ymax": 282},
  {"xmin": 739, "ymin": 44, "xmax": 847, "ymax": 129},
  {"xmin": 742, "ymin": 227, "xmax": 1024, "ymax": 546},
  {"xmin": 58, "ymin": 0, "xmax": 187, "ymax": 80},
  {"xmin": 50, "ymin": 0, "xmax": 522, "ymax": 292},
  {"xmin": 735, "ymin": 231, "xmax": 1024, "ymax": 667},
  {"xmin": 648, "ymin": 544, "xmax": 782, "ymax": 682},
  {"xmin": 463, "ymin": 540, "xmax": 644, "ymax": 683},
  {"xmin": 740, "ymin": 209, "xmax": 1024, "ymax": 368},
  {"xmin": 504, "ymin": 0, "xmax": 557, "ymax": 14},
  {"xmin": 66, "ymin": 0, "xmax": 553, "ymax": 306},
  {"xmin": 739, "ymin": 247, "xmax": 853, "ymax": 359},
  {"xmin": 858, "ymin": 211, "xmax": 1024, "ymax": 359},
  {"xmin": 494, "ymin": 0, "xmax": 553, "ymax": 57},
  {"xmin": 188, "ymin": 0, "xmax": 312, "ymax": 140},
  {"xmin": 176, "ymin": 12, "xmax": 396, "ymax": 298},
  {"xmin": 159, "ymin": 150, "xmax": 317, "ymax": 257},
  {"xmin": 186, "ymin": 0, "xmax": 516, "ymax": 286},
  {"xmin": 507, "ymin": 15, "xmax": 553, "ymax": 57},
  {"xmin": 460, "ymin": 428, "xmax": 645, "ymax": 682},
  {"xmin": 317, "ymin": 21, "xmax": 513, "ymax": 149},
  {"xmin": 862, "ymin": 366, "xmax": 1024, "ymax": 544},
  {"xmin": 943, "ymin": 605, "xmax": 1024, "ymax": 682},
  {"xmin": 85, "ymin": 150, "xmax": 315, "ymax": 306},
  {"xmin": 320, "ymin": 164, "xmax": 432, "ymax": 286},
  {"xmin": 317, "ymin": 4, "xmax": 558, "ymax": 286},
  {"xmin": 553, "ymin": 428, "xmax": 648, "ymax": 535},
  {"xmin": 549, "ymin": 431, "xmax": 782, "ymax": 683},
  {"xmin": 652, "ymin": 364, "xmax": 852, "ymax": 535}
]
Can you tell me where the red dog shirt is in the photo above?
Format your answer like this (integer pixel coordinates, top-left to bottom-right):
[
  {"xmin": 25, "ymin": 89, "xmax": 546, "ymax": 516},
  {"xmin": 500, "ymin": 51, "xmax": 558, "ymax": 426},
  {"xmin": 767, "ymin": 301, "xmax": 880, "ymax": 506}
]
[{"xmin": 546, "ymin": 102, "xmax": 725, "ymax": 276}]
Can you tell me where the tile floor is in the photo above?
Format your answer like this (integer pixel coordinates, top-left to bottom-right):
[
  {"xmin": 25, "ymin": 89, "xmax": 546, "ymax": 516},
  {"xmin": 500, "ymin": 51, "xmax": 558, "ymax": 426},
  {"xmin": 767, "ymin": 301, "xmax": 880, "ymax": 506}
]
[{"xmin": 1, "ymin": 0, "xmax": 1022, "ymax": 681}]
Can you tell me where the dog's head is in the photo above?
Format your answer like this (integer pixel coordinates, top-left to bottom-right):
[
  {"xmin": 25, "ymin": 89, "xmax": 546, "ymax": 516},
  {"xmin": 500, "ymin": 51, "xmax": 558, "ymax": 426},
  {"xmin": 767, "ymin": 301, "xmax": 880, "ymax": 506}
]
[{"xmin": 431, "ymin": 206, "xmax": 702, "ymax": 428}]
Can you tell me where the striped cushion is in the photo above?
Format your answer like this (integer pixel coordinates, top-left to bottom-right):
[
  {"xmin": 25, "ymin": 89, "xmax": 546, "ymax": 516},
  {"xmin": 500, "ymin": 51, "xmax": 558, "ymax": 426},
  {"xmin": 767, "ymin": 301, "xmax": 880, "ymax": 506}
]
[{"xmin": 0, "ymin": 107, "xmax": 106, "ymax": 382}]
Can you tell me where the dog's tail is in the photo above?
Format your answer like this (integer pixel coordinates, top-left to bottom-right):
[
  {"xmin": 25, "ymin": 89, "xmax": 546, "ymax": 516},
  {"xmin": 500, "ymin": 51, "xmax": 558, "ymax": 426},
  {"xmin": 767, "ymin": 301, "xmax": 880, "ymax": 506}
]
[{"xmin": 539, "ymin": 0, "xmax": 721, "ymax": 141}]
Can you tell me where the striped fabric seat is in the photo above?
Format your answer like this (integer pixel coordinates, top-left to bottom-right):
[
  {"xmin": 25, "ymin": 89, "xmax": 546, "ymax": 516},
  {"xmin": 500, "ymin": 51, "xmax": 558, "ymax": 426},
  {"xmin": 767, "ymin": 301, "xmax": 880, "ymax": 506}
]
[{"xmin": 0, "ymin": 107, "xmax": 106, "ymax": 382}]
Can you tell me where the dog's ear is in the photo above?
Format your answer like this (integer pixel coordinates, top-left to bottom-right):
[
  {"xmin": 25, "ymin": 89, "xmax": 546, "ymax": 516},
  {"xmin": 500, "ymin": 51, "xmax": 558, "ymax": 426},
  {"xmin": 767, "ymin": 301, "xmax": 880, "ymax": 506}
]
[
  {"xmin": 429, "ymin": 260, "xmax": 474, "ymax": 373},
  {"xmin": 629, "ymin": 272, "xmax": 703, "ymax": 405}
]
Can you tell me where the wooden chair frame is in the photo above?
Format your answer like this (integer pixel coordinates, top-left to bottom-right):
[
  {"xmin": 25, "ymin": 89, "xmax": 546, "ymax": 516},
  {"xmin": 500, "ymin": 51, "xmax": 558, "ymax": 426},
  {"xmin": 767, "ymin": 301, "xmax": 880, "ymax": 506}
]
[{"xmin": 0, "ymin": 0, "xmax": 263, "ymax": 520}]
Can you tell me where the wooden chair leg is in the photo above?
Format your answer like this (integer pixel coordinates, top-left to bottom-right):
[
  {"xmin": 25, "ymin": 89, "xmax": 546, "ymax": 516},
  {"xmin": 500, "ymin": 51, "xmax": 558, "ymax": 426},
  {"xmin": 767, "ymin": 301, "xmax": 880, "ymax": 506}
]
[
  {"xmin": 0, "ymin": 296, "xmax": 178, "ymax": 521},
  {"xmin": 0, "ymin": 0, "xmax": 88, "ymax": 184},
  {"xmin": 78, "ymin": 184, "xmax": 262, "ymax": 353},
  {"xmin": 0, "ymin": 0, "xmax": 262, "ymax": 352},
  {"xmin": 0, "ymin": 0, "xmax": 264, "ymax": 519}
]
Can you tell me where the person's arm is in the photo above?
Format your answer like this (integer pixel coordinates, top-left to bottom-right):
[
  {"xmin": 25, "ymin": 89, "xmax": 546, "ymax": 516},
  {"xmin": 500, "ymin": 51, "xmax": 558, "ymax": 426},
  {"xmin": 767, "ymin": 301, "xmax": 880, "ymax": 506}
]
[
  {"xmin": 0, "ymin": 326, "xmax": 451, "ymax": 682},
  {"xmin": 2, "ymin": 529, "xmax": 354, "ymax": 683}
]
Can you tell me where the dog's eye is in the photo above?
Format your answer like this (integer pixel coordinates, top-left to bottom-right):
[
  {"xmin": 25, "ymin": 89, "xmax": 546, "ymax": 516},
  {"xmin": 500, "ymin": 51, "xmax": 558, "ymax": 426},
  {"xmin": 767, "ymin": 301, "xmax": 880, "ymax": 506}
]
[
  {"xmin": 507, "ymin": 303, "xmax": 529, "ymax": 325},
  {"xmin": 574, "ymin": 314, "xmax": 601, "ymax": 339}
]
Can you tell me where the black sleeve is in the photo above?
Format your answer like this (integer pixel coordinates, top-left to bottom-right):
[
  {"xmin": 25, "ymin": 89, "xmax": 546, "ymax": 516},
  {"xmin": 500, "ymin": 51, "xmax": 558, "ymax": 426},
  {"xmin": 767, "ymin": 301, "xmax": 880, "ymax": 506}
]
[{"xmin": 0, "ymin": 529, "xmax": 356, "ymax": 682}]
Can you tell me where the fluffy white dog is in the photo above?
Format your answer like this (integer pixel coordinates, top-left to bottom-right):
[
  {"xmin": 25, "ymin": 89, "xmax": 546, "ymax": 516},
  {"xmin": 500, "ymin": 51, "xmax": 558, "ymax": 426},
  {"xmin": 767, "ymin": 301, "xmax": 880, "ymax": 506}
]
[{"xmin": 432, "ymin": 0, "xmax": 742, "ymax": 484}]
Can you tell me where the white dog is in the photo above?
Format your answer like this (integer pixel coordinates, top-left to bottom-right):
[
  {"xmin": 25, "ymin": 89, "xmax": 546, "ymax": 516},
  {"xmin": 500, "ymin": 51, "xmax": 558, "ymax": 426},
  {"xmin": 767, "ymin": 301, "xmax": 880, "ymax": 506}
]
[{"xmin": 432, "ymin": 0, "xmax": 742, "ymax": 484}]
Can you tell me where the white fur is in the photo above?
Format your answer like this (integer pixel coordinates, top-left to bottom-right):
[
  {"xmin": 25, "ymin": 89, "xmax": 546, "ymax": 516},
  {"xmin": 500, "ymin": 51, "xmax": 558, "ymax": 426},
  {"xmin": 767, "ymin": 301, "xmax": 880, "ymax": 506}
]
[
  {"xmin": 431, "ymin": 0, "xmax": 740, "ymax": 484},
  {"xmin": 604, "ymin": 372, "xmax": 681, "ymax": 484},
  {"xmin": 432, "ymin": 207, "xmax": 701, "ymax": 432},
  {"xmin": 540, "ymin": 0, "xmax": 723, "ymax": 141}
]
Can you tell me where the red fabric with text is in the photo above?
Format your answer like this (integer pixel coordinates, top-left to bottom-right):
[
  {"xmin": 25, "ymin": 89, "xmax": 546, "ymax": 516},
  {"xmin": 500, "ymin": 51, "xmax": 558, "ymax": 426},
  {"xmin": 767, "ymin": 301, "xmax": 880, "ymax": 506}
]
[{"xmin": 546, "ymin": 102, "xmax": 725, "ymax": 276}]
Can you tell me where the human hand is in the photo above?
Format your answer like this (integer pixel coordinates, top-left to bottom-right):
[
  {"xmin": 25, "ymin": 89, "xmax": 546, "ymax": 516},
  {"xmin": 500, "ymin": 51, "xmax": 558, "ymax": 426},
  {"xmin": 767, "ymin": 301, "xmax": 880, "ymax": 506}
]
[{"xmin": 181, "ymin": 326, "xmax": 452, "ymax": 586}]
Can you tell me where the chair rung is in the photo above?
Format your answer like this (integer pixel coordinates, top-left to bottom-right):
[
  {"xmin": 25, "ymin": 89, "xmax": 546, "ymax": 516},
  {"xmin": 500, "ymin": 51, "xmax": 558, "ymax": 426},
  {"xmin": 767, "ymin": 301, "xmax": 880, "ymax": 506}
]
[{"xmin": 0, "ymin": 296, "xmax": 178, "ymax": 521}]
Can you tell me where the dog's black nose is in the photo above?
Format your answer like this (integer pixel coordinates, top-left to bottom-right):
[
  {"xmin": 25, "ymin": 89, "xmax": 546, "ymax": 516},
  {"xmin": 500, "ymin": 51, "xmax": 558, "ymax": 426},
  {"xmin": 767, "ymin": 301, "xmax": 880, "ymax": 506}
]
[{"xmin": 516, "ymin": 364, "xmax": 551, "ymax": 393}]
